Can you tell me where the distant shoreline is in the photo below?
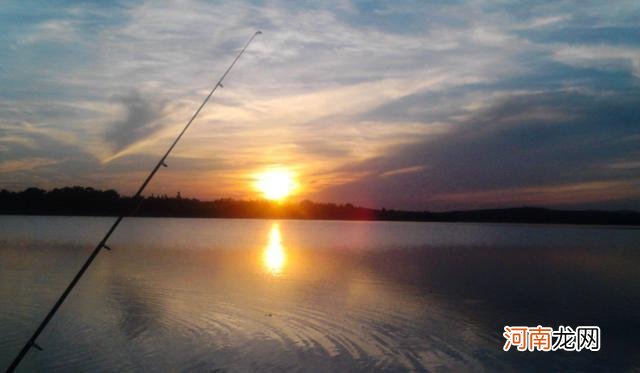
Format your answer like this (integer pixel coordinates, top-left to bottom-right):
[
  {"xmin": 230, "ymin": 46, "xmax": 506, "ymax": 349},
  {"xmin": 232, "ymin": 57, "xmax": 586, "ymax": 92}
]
[
  {"xmin": 3, "ymin": 214, "xmax": 640, "ymax": 230},
  {"xmin": 2, "ymin": 186, "xmax": 639, "ymax": 226}
]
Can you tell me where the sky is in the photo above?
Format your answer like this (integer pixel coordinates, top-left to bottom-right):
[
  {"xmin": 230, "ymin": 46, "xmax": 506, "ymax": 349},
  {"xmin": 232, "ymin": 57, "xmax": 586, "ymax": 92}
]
[{"xmin": 1, "ymin": 0, "xmax": 639, "ymax": 211}]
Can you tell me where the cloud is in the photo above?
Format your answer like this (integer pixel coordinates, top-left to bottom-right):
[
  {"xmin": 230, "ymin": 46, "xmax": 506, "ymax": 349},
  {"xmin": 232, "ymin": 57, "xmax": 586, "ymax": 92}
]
[
  {"xmin": 104, "ymin": 91, "xmax": 167, "ymax": 158},
  {"xmin": 379, "ymin": 165, "xmax": 427, "ymax": 178},
  {"xmin": 426, "ymin": 180, "xmax": 640, "ymax": 208},
  {"xmin": 552, "ymin": 45, "xmax": 640, "ymax": 77},
  {"xmin": 0, "ymin": 158, "xmax": 59, "ymax": 173},
  {"xmin": 0, "ymin": 121, "xmax": 100, "ymax": 190},
  {"xmin": 1, "ymin": 0, "xmax": 640, "ymax": 208},
  {"xmin": 19, "ymin": 19, "xmax": 79, "ymax": 44},
  {"xmin": 312, "ymin": 91, "xmax": 640, "ymax": 210}
]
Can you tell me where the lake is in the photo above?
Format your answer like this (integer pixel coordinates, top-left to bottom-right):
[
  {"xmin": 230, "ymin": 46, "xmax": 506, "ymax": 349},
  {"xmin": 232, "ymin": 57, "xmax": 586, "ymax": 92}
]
[{"xmin": 1, "ymin": 216, "xmax": 639, "ymax": 371}]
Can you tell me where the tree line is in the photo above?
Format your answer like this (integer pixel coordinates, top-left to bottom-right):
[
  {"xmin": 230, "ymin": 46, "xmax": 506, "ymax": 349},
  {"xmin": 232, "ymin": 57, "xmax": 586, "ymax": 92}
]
[{"xmin": 1, "ymin": 186, "xmax": 638, "ymax": 225}]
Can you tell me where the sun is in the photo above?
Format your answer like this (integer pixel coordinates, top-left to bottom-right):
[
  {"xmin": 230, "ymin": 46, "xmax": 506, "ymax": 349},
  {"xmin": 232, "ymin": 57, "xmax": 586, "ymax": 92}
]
[{"xmin": 255, "ymin": 168, "xmax": 297, "ymax": 201}]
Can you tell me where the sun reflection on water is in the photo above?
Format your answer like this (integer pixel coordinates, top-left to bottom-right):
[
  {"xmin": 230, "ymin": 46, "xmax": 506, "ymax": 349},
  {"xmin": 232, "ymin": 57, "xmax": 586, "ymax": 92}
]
[{"xmin": 263, "ymin": 223, "xmax": 286, "ymax": 275}]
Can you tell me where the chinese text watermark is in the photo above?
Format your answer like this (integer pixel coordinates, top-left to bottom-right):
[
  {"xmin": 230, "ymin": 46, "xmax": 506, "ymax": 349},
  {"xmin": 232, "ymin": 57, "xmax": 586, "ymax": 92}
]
[{"xmin": 503, "ymin": 325, "xmax": 600, "ymax": 352}]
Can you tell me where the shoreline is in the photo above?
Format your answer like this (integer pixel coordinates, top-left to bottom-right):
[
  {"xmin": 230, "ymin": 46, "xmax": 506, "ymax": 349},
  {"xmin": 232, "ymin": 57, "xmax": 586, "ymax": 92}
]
[{"xmin": 2, "ymin": 212, "xmax": 639, "ymax": 228}]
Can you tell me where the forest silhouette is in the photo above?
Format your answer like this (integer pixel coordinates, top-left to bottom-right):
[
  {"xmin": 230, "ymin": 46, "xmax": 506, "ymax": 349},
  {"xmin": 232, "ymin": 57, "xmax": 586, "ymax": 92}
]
[{"xmin": 1, "ymin": 186, "xmax": 639, "ymax": 226}]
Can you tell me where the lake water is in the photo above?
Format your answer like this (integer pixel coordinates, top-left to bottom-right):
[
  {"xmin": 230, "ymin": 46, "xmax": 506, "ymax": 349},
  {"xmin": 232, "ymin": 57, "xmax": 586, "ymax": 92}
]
[{"xmin": 1, "ymin": 216, "xmax": 639, "ymax": 371}]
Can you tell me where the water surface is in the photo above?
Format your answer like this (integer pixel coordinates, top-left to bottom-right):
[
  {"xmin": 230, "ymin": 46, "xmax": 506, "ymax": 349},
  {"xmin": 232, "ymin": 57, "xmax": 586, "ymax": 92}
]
[{"xmin": 1, "ymin": 216, "xmax": 639, "ymax": 371}]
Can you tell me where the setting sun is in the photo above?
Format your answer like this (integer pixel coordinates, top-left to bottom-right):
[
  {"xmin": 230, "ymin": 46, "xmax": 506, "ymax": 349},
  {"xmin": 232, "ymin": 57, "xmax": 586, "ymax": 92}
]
[{"xmin": 255, "ymin": 169, "xmax": 297, "ymax": 201}]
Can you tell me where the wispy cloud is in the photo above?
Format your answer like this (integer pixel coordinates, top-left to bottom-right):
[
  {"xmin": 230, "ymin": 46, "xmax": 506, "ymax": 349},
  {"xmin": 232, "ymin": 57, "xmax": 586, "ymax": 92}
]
[
  {"xmin": 552, "ymin": 44, "xmax": 640, "ymax": 77},
  {"xmin": 0, "ymin": 0, "xmax": 639, "ymax": 208},
  {"xmin": 103, "ymin": 90, "xmax": 167, "ymax": 160},
  {"xmin": 0, "ymin": 158, "xmax": 59, "ymax": 173}
]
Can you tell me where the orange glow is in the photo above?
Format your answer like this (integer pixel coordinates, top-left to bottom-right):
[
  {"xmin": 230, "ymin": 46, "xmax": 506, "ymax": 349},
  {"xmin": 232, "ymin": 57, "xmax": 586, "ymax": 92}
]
[
  {"xmin": 263, "ymin": 223, "xmax": 286, "ymax": 275},
  {"xmin": 254, "ymin": 168, "xmax": 297, "ymax": 201}
]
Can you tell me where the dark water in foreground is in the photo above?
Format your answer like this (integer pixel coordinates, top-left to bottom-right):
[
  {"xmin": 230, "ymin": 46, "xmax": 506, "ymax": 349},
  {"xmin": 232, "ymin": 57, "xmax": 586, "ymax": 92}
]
[{"xmin": 0, "ymin": 216, "xmax": 639, "ymax": 371}]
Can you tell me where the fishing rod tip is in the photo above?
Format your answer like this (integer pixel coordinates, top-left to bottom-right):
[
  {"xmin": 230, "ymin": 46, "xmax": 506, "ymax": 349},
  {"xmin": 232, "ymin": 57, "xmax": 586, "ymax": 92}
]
[{"xmin": 256, "ymin": 30, "xmax": 263, "ymax": 35}]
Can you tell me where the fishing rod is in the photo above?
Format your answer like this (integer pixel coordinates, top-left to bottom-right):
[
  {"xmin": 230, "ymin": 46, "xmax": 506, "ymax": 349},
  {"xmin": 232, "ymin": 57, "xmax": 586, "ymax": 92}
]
[{"xmin": 6, "ymin": 30, "xmax": 262, "ymax": 373}]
